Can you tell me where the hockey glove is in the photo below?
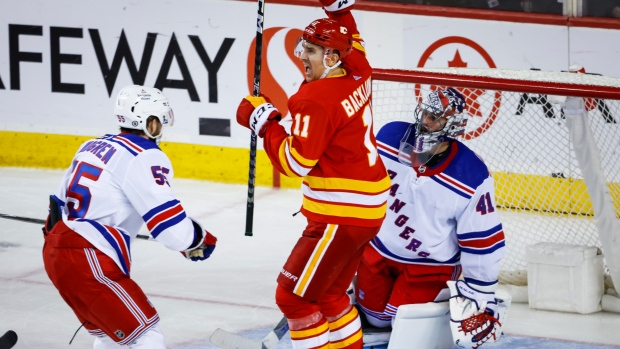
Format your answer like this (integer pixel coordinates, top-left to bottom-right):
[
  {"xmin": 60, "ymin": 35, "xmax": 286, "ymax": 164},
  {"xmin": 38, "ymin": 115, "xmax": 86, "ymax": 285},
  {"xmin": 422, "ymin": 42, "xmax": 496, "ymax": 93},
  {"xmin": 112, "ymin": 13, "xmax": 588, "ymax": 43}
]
[
  {"xmin": 320, "ymin": 0, "xmax": 355, "ymax": 13},
  {"xmin": 453, "ymin": 280, "xmax": 498, "ymax": 316},
  {"xmin": 236, "ymin": 95, "xmax": 281, "ymax": 138},
  {"xmin": 447, "ymin": 280, "xmax": 502, "ymax": 348},
  {"xmin": 182, "ymin": 231, "xmax": 217, "ymax": 262},
  {"xmin": 561, "ymin": 96, "xmax": 586, "ymax": 116}
]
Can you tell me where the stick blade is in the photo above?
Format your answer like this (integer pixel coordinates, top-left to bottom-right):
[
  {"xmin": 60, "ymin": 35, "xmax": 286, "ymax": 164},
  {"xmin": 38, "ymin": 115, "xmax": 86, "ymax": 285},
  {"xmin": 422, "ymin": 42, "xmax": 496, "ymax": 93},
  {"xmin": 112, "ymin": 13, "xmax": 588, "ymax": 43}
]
[
  {"xmin": 209, "ymin": 328, "xmax": 263, "ymax": 349},
  {"xmin": 271, "ymin": 316, "xmax": 289, "ymax": 340}
]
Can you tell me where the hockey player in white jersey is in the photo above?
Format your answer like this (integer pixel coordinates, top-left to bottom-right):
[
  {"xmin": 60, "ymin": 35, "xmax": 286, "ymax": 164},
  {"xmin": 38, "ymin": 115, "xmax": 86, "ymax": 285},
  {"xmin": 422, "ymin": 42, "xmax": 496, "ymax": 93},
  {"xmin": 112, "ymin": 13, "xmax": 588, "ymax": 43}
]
[
  {"xmin": 42, "ymin": 85, "xmax": 217, "ymax": 349},
  {"xmin": 355, "ymin": 88, "xmax": 507, "ymax": 349}
]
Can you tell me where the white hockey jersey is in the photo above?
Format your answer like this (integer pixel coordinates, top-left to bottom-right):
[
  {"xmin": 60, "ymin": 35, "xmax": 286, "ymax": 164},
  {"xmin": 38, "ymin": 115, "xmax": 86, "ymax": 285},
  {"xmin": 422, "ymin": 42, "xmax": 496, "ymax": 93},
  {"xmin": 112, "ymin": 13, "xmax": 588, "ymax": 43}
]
[
  {"xmin": 374, "ymin": 121, "xmax": 506, "ymax": 289},
  {"xmin": 51, "ymin": 133, "xmax": 200, "ymax": 275}
]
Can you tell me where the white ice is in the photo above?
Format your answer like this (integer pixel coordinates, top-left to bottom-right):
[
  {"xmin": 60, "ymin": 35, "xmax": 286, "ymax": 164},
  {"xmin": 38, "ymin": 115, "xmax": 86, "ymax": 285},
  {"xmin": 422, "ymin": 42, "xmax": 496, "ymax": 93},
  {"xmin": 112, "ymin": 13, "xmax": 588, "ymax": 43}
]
[{"xmin": 1, "ymin": 167, "xmax": 619, "ymax": 349}]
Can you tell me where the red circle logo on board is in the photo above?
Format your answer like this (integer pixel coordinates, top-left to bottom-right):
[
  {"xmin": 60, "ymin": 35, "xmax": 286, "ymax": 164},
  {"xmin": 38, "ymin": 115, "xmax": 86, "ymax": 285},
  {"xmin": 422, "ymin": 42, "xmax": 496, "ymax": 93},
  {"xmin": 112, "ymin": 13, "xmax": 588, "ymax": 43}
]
[{"xmin": 416, "ymin": 36, "xmax": 501, "ymax": 140}]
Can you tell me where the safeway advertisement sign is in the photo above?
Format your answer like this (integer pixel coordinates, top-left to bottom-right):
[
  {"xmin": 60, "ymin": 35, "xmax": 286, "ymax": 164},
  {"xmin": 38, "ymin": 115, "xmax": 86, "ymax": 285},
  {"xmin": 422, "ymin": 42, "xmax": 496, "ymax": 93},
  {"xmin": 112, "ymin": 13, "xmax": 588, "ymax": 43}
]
[{"xmin": 0, "ymin": 0, "xmax": 617, "ymax": 148}]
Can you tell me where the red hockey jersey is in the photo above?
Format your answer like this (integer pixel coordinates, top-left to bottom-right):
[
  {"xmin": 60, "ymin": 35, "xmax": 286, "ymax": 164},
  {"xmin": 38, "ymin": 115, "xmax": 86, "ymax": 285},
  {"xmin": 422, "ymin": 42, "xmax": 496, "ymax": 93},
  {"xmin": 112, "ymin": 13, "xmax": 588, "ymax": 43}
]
[{"xmin": 263, "ymin": 17, "xmax": 389, "ymax": 227}]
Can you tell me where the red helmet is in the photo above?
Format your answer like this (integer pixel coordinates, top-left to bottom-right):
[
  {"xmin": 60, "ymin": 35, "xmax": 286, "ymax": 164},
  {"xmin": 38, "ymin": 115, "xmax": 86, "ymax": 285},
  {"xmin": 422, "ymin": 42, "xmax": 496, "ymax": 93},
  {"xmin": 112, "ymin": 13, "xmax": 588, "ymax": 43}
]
[{"xmin": 303, "ymin": 18, "xmax": 353, "ymax": 59}]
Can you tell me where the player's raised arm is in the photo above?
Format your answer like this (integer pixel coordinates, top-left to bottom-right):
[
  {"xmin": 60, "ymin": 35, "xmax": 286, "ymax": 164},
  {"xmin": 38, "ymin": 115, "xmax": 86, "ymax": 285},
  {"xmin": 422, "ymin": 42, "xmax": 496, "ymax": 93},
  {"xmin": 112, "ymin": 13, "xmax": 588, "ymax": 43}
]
[
  {"xmin": 233, "ymin": 0, "xmax": 390, "ymax": 348},
  {"xmin": 320, "ymin": 0, "xmax": 366, "ymax": 55}
]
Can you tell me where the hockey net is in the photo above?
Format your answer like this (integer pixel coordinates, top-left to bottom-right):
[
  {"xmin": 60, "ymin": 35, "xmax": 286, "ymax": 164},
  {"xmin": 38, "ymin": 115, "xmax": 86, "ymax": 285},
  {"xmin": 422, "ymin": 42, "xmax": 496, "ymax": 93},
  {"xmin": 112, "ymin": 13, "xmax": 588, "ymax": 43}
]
[{"xmin": 371, "ymin": 67, "xmax": 620, "ymax": 286}]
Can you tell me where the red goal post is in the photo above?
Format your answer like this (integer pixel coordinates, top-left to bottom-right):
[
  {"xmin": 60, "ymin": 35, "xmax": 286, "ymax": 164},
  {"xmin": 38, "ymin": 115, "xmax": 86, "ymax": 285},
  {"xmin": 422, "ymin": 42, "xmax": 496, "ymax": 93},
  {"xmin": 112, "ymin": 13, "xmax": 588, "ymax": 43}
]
[{"xmin": 370, "ymin": 67, "xmax": 620, "ymax": 287}]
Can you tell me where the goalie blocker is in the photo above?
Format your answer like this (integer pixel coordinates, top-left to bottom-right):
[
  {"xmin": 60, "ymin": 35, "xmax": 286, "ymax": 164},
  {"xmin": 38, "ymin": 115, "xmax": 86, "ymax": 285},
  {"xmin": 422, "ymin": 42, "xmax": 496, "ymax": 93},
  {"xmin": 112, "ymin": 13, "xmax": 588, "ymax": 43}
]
[{"xmin": 373, "ymin": 284, "xmax": 511, "ymax": 349}]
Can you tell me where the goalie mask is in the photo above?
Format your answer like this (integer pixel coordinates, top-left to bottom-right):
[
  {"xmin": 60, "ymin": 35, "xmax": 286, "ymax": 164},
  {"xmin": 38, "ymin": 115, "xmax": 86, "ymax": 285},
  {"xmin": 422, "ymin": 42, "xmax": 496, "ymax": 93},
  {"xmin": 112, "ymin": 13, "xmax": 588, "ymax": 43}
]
[
  {"xmin": 399, "ymin": 88, "xmax": 467, "ymax": 167},
  {"xmin": 294, "ymin": 18, "xmax": 353, "ymax": 79},
  {"xmin": 114, "ymin": 85, "xmax": 174, "ymax": 144}
]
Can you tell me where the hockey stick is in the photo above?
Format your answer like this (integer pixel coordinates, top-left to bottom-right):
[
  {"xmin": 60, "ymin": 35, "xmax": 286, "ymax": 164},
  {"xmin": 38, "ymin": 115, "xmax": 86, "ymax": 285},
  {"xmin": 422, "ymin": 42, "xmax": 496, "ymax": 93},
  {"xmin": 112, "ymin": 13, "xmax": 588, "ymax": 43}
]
[
  {"xmin": 209, "ymin": 316, "xmax": 289, "ymax": 349},
  {"xmin": 0, "ymin": 330, "xmax": 17, "ymax": 349},
  {"xmin": 0, "ymin": 213, "xmax": 153, "ymax": 241},
  {"xmin": 245, "ymin": 0, "xmax": 266, "ymax": 237}
]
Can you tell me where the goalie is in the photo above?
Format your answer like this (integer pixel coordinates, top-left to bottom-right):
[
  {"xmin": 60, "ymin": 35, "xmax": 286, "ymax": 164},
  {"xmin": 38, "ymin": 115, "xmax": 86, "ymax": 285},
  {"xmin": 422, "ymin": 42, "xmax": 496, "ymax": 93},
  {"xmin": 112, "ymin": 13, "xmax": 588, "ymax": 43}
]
[{"xmin": 354, "ymin": 88, "xmax": 509, "ymax": 349}]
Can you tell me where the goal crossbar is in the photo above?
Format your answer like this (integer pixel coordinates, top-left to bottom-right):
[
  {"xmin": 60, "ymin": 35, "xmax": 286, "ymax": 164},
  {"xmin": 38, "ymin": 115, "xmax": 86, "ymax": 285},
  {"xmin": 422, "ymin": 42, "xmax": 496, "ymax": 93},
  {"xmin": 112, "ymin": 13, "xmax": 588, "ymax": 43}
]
[{"xmin": 373, "ymin": 68, "xmax": 620, "ymax": 100}]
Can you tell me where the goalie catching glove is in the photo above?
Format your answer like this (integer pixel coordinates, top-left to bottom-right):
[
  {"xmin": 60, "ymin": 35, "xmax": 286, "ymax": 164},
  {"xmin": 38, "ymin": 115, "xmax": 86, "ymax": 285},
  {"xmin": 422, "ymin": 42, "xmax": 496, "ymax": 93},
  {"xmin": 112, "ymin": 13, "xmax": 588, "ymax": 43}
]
[
  {"xmin": 236, "ymin": 95, "xmax": 282, "ymax": 138},
  {"xmin": 447, "ymin": 280, "xmax": 506, "ymax": 349},
  {"xmin": 181, "ymin": 219, "xmax": 217, "ymax": 261}
]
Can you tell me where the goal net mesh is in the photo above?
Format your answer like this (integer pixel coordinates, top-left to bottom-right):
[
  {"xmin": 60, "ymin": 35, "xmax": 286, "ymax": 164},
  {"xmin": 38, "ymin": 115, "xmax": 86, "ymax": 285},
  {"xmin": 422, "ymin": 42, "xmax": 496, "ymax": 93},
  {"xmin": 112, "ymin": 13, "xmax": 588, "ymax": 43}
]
[{"xmin": 371, "ymin": 68, "xmax": 620, "ymax": 285}]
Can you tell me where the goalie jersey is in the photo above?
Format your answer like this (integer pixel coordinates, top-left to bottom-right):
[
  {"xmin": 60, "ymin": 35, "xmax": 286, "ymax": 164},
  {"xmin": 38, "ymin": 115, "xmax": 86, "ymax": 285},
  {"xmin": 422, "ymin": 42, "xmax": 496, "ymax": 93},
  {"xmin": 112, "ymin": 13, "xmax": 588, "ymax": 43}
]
[
  {"xmin": 50, "ymin": 133, "xmax": 201, "ymax": 275},
  {"xmin": 373, "ymin": 121, "xmax": 506, "ymax": 287}
]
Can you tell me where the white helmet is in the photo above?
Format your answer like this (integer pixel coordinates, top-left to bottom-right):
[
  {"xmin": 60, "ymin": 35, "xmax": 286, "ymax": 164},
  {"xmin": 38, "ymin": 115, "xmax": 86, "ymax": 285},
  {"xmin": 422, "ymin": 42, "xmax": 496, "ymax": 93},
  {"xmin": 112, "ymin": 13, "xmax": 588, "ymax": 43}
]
[{"xmin": 114, "ymin": 85, "xmax": 174, "ymax": 144}]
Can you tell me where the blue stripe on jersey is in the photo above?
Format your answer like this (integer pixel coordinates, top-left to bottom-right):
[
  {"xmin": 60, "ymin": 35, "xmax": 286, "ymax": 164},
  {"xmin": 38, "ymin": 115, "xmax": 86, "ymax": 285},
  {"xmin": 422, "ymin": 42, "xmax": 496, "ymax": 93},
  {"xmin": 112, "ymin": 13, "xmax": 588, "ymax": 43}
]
[
  {"xmin": 118, "ymin": 133, "xmax": 160, "ymax": 150},
  {"xmin": 142, "ymin": 200, "xmax": 179, "ymax": 222},
  {"xmin": 441, "ymin": 141, "xmax": 490, "ymax": 189},
  {"xmin": 378, "ymin": 122, "xmax": 491, "ymax": 193},
  {"xmin": 376, "ymin": 121, "xmax": 410, "ymax": 148},
  {"xmin": 104, "ymin": 137, "xmax": 140, "ymax": 156},
  {"xmin": 150, "ymin": 211, "xmax": 187, "ymax": 238},
  {"xmin": 142, "ymin": 199, "xmax": 188, "ymax": 238},
  {"xmin": 384, "ymin": 304, "xmax": 398, "ymax": 317},
  {"xmin": 371, "ymin": 237, "xmax": 461, "ymax": 265},
  {"xmin": 378, "ymin": 149, "xmax": 399, "ymax": 163},
  {"xmin": 458, "ymin": 224, "xmax": 503, "ymax": 240},
  {"xmin": 429, "ymin": 175, "xmax": 472, "ymax": 199},
  {"xmin": 460, "ymin": 241, "xmax": 506, "ymax": 255},
  {"xmin": 464, "ymin": 277, "xmax": 498, "ymax": 288},
  {"xmin": 99, "ymin": 133, "xmax": 159, "ymax": 156},
  {"xmin": 358, "ymin": 304, "xmax": 392, "ymax": 322},
  {"xmin": 78, "ymin": 218, "xmax": 131, "ymax": 275},
  {"xmin": 376, "ymin": 123, "xmax": 411, "ymax": 165}
]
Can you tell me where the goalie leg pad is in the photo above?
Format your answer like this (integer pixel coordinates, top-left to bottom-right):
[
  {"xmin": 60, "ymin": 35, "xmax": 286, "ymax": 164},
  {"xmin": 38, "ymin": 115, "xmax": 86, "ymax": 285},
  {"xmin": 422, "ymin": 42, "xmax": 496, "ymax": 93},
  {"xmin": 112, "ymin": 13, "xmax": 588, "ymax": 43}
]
[{"xmin": 386, "ymin": 302, "xmax": 453, "ymax": 349}]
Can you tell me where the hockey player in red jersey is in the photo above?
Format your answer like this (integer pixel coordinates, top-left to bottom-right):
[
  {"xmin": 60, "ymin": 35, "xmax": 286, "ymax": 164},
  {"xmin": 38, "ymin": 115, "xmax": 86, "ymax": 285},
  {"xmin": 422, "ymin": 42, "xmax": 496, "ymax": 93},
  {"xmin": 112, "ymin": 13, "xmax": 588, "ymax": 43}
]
[
  {"xmin": 42, "ymin": 85, "xmax": 217, "ymax": 349},
  {"xmin": 236, "ymin": 1, "xmax": 390, "ymax": 348}
]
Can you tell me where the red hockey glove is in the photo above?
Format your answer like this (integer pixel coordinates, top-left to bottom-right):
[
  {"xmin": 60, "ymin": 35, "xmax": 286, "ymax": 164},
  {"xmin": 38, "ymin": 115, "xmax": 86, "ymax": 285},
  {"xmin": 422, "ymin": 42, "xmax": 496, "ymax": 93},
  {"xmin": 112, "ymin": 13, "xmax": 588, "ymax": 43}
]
[
  {"xmin": 236, "ymin": 95, "xmax": 281, "ymax": 138},
  {"xmin": 320, "ymin": 0, "xmax": 355, "ymax": 13},
  {"xmin": 182, "ymin": 231, "xmax": 217, "ymax": 262}
]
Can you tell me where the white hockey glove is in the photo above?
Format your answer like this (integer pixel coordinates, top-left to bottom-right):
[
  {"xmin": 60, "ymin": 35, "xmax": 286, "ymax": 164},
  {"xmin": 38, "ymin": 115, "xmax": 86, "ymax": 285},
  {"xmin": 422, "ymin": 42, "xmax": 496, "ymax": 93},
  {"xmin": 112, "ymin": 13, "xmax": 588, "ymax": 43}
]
[
  {"xmin": 547, "ymin": 86, "xmax": 585, "ymax": 117},
  {"xmin": 561, "ymin": 96, "xmax": 586, "ymax": 116},
  {"xmin": 447, "ymin": 280, "xmax": 503, "ymax": 349}
]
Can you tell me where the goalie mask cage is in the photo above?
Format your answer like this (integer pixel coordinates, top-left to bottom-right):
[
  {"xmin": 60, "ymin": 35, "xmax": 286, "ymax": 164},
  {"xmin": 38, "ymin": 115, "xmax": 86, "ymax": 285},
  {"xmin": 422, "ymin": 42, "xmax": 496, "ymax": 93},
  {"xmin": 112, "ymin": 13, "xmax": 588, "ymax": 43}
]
[{"xmin": 370, "ymin": 67, "xmax": 620, "ymax": 287}]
